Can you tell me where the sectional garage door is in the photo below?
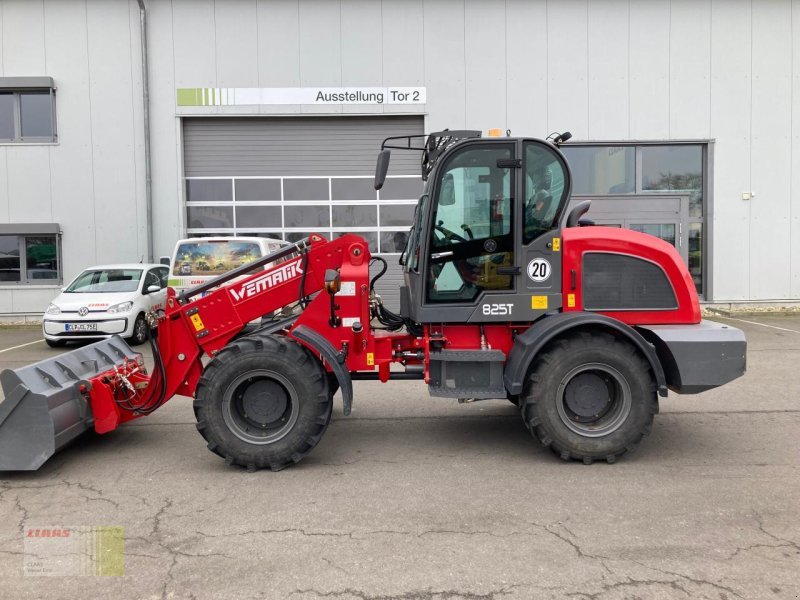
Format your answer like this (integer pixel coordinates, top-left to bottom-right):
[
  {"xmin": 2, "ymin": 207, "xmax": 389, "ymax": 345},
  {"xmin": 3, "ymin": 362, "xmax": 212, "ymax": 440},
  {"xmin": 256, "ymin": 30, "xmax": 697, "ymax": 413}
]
[{"xmin": 182, "ymin": 116, "xmax": 424, "ymax": 310}]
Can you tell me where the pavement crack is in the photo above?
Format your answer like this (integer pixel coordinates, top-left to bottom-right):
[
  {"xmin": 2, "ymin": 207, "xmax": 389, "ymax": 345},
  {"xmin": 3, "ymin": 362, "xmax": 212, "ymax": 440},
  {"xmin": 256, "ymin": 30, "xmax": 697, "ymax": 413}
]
[
  {"xmin": 150, "ymin": 497, "xmax": 174, "ymax": 538},
  {"xmin": 288, "ymin": 585, "xmax": 523, "ymax": 599},
  {"xmin": 625, "ymin": 559, "xmax": 745, "ymax": 600},
  {"xmin": 566, "ymin": 576, "xmax": 691, "ymax": 600},
  {"xmin": 191, "ymin": 527, "xmax": 357, "ymax": 539},
  {"xmin": 321, "ymin": 555, "xmax": 350, "ymax": 576},
  {"xmin": 59, "ymin": 478, "xmax": 121, "ymax": 509},
  {"xmin": 13, "ymin": 495, "xmax": 29, "ymax": 535},
  {"xmin": 519, "ymin": 519, "xmax": 613, "ymax": 574},
  {"xmin": 753, "ymin": 511, "xmax": 800, "ymax": 553}
]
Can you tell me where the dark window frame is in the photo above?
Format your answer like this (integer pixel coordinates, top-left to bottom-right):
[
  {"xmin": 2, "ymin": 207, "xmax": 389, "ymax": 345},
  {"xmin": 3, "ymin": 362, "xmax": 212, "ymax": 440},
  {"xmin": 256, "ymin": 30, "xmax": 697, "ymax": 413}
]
[
  {"xmin": 0, "ymin": 231, "xmax": 62, "ymax": 285},
  {"xmin": 562, "ymin": 140, "xmax": 711, "ymax": 300},
  {"xmin": 0, "ymin": 84, "xmax": 57, "ymax": 144}
]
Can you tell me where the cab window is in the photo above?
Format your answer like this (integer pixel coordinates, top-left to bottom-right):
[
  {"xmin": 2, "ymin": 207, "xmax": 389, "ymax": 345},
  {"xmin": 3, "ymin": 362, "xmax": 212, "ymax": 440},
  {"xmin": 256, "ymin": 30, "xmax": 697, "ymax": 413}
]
[
  {"xmin": 523, "ymin": 143, "xmax": 568, "ymax": 243},
  {"xmin": 403, "ymin": 193, "xmax": 429, "ymax": 273},
  {"xmin": 426, "ymin": 144, "xmax": 515, "ymax": 303}
]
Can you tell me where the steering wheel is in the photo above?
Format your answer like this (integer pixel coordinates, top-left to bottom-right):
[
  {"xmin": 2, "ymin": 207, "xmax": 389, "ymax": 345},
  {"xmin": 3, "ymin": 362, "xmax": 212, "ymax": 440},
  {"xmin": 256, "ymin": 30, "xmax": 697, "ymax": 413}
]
[{"xmin": 434, "ymin": 221, "xmax": 468, "ymax": 244}]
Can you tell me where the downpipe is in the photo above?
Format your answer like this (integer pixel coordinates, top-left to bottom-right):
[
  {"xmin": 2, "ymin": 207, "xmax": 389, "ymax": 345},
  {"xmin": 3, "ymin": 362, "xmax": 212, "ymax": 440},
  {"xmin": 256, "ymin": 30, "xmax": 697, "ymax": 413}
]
[{"xmin": 137, "ymin": 0, "xmax": 154, "ymax": 262}]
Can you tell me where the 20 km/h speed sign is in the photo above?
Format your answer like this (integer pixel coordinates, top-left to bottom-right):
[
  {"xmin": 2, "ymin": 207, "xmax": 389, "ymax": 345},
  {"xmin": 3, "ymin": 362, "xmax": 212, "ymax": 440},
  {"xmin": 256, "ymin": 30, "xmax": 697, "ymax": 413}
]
[{"xmin": 527, "ymin": 258, "xmax": 552, "ymax": 283}]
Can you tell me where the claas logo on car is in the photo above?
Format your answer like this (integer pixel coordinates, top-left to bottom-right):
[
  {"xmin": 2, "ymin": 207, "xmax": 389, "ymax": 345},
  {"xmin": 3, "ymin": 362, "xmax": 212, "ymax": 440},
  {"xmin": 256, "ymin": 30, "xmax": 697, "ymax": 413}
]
[{"xmin": 229, "ymin": 259, "xmax": 304, "ymax": 303}]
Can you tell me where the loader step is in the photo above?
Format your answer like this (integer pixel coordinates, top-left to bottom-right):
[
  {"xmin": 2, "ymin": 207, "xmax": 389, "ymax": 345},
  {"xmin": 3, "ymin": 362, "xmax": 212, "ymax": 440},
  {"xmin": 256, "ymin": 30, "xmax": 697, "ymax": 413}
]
[{"xmin": 428, "ymin": 349, "xmax": 507, "ymax": 399}]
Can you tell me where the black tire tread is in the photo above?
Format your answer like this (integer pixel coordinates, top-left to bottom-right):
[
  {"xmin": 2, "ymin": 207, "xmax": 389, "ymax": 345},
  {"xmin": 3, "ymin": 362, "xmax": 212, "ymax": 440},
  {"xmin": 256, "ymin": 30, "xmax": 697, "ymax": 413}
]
[
  {"xmin": 193, "ymin": 333, "xmax": 331, "ymax": 471},
  {"xmin": 520, "ymin": 331, "xmax": 658, "ymax": 464}
]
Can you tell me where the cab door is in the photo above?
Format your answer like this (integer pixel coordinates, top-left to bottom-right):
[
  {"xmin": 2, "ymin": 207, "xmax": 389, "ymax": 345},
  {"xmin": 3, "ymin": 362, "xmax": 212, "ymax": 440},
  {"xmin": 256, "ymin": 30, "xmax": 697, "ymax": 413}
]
[
  {"xmin": 518, "ymin": 141, "xmax": 571, "ymax": 314},
  {"xmin": 423, "ymin": 142, "xmax": 517, "ymax": 313}
]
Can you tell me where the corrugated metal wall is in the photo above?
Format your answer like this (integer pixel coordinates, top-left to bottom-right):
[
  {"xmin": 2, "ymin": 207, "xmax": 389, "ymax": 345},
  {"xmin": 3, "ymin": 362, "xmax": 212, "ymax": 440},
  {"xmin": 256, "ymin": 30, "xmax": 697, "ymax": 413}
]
[
  {"xmin": 183, "ymin": 116, "xmax": 423, "ymax": 177},
  {"xmin": 182, "ymin": 115, "xmax": 424, "ymax": 309}
]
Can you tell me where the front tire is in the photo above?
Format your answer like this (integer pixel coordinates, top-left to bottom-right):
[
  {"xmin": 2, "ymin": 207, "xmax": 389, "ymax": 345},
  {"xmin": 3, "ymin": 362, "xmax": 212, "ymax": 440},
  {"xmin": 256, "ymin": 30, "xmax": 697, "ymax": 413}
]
[
  {"xmin": 128, "ymin": 314, "xmax": 148, "ymax": 346},
  {"xmin": 520, "ymin": 331, "xmax": 658, "ymax": 464},
  {"xmin": 193, "ymin": 334, "xmax": 332, "ymax": 471},
  {"xmin": 45, "ymin": 338, "xmax": 67, "ymax": 348}
]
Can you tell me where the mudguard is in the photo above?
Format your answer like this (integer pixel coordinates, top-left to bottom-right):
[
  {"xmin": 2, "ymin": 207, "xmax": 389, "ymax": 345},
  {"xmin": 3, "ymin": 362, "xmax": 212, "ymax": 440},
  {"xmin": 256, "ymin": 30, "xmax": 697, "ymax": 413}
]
[
  {"xmin": 290, "ymin": 324, "xmax": 354, "ymax": 416},
  {"xmin": 503, "ymin": 312, "xmax": 668, "ymax": 397}
]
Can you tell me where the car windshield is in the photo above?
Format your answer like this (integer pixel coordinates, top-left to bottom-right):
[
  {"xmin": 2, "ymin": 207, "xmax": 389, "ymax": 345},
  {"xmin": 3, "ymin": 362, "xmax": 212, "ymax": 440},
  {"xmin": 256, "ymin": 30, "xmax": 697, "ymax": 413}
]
[{"xmin": 65, "ymin": 269, "xmax": 143, "ymax": 293}]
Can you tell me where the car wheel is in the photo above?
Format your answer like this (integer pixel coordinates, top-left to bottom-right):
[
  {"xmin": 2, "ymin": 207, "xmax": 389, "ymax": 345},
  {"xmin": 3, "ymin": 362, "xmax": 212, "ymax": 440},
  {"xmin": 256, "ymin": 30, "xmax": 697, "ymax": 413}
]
[
  {"xmin": 128, "ymin": 314, "xmax": 148, "ymax": 346},
  {"xmin": 45, "ymin": 338, "xmax": 67, "ymax": 348}
]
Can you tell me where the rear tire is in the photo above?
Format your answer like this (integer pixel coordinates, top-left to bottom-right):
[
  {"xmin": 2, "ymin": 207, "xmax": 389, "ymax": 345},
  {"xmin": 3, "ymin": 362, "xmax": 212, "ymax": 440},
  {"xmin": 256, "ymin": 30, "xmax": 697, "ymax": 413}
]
[
  {"xmin": 45, "ymin": 338, "xmax": 67, "ymax": 348},
  {"xmin": 193, "ymin": 334, "xmax": 332, "ymax": 471},
  {"xmin": 520, "ymin": 331, "xmax": 658, "ymax": 464}
]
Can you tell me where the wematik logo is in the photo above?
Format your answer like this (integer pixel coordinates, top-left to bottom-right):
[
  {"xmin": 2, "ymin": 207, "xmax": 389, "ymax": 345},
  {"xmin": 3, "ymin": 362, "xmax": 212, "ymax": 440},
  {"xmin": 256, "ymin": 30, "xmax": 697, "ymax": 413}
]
[{"xmin": 230, "ymin": 259, "xmax": 304, "ymax": 303}]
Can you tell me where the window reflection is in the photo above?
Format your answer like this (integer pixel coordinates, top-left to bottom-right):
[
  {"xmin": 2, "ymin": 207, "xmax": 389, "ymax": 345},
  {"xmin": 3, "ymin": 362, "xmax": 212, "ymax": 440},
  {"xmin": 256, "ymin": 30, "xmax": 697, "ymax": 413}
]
[
  {"xmin": 561, "ymin": 146, "xmax": 635, "ymax": 195},
  {"xmin": 641, "ymin": 145, "xmax": 703, "ymax": 217}
]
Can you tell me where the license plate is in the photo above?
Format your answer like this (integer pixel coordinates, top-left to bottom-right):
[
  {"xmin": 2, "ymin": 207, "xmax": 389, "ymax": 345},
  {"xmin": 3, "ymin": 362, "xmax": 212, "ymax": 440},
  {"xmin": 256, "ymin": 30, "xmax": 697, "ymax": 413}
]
[{"xmin": 65, "ymin": 323, "xmax": 98, "ymax": 332}]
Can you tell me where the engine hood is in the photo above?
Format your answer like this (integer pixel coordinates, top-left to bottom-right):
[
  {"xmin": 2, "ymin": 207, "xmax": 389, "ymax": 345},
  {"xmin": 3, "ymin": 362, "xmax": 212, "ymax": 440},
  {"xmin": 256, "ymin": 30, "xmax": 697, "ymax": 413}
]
[{"xmin": 50, "ymin": 291, "xmax": 138, "ymax": 313}]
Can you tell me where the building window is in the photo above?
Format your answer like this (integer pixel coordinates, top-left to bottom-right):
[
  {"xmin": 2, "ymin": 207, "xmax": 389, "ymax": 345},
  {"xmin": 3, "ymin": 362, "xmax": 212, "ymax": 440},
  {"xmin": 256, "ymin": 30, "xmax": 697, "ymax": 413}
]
[
  {"xmin": 640, "ymin": 145, "xmax": 704, "ymax": 217},
  {"xmin": 0, "ymin": 228, "xmax": 61, "ymax": 284},
  {"xmin": 185, "ymin": 175, "xmax": 423, "ymax": 255},
  {"xmin": 561, "ymin": 142, "xmax": 707, "ymax": 297},
  {"xmin": 0, "ymin": 77, "xmax": 57, "ymax": 143}
]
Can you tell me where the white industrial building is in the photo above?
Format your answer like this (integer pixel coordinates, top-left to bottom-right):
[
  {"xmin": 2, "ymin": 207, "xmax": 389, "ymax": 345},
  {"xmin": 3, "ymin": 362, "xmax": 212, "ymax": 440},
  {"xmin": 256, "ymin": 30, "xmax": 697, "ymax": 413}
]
[{"xmin": 0, "ymin": 0, "xmax": 798, "ymax": 317}]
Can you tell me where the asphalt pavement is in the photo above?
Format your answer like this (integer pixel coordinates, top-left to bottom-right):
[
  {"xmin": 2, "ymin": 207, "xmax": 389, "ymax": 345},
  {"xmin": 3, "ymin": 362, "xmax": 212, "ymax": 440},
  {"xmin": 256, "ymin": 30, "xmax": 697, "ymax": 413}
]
[{"xmin": 0, "ymin": 316, "xmax": 798, "ymax": 599}]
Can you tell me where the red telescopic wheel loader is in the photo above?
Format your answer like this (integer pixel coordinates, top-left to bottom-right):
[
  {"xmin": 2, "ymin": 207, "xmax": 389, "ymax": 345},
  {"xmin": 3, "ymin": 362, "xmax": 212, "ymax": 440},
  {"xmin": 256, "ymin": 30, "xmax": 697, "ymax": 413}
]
[{"xmin": 0, "ymin": 131, "xmax": 746, "ymax": 471}]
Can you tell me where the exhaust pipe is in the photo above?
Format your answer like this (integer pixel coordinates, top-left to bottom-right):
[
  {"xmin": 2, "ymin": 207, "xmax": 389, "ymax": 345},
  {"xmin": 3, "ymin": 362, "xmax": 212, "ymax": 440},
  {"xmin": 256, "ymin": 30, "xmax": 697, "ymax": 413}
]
[{"xmin": 0, "ymin": 337, "xmax": 141, "ymax": 471}]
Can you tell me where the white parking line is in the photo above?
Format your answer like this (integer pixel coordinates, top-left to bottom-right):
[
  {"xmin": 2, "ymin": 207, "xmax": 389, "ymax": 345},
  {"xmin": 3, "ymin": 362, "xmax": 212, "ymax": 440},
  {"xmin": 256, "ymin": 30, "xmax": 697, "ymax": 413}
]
[
  {"xmin": 718, "ymin": 316, "xmax": 800, "ymax": 334},
  {"xmin": 0, "ymin": 339, "xmax": 46, "ymax": 354}
]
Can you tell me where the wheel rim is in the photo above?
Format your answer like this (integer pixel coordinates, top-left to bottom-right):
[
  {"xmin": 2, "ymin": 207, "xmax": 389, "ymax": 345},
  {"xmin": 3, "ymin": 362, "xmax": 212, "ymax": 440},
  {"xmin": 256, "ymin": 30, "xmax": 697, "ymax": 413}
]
[
  {"xmin": 222, "ymin": 369, "xmax": 299, "ymax": 445},
  {"xmin": 555, "ymin": 363, "xmax": 631, "ymax": 437},
  {"xmin": 135, "ymin": 318, "xmax": 147, "ymax": 342}
]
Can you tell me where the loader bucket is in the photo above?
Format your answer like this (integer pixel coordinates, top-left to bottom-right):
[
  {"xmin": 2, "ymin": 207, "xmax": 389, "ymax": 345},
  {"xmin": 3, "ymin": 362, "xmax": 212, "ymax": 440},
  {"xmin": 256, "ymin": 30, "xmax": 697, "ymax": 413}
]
[{"xmin": 0, "ymin": 337, "xmax": 140, "ymax": 471}]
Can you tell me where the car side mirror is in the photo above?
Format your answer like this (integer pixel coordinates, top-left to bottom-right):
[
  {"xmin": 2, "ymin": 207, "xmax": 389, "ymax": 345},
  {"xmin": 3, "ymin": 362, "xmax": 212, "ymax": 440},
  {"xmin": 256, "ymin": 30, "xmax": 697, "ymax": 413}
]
[{"xmin": 146, "ymin": 284, "xmax": 161, "ymax": 294}]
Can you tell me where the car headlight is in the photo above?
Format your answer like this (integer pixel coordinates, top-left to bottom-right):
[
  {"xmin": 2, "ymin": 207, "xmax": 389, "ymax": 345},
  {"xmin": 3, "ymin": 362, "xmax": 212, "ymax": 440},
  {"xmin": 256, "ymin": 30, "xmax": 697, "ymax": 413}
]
[
  {"xmin": 45, "ymin": 303, "xmax": 61, "ymax": 315},
  {"xmin": 107, "ymin": 301, "xmax": 133, "ymax": 314}
]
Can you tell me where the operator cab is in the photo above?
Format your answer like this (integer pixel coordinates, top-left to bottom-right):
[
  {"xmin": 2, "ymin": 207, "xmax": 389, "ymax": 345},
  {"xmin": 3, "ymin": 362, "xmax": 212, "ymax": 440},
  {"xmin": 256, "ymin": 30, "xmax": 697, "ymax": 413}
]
[{"xmin": 375, "ymin": 130, "xmax": 573, "ymax": 324}]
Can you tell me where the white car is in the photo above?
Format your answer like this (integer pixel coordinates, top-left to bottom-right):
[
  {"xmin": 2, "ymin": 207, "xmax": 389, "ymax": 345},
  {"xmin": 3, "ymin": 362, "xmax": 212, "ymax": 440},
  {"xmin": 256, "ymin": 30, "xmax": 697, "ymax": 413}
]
[{"xmin": 42, "ymin": 263, "xmax": 170, "ymax": 348}]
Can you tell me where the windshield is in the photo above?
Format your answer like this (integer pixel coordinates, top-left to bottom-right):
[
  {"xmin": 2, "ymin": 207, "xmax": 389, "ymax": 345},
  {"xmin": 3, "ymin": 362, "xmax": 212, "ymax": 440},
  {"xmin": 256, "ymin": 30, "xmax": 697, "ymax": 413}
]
[
  {"xmin": 173, "ymin": 241, "xmax": 262, "ymax": 276},
  {"xmin": 65, "ymin": 269, "xmax": 143, "ymax": 293}
]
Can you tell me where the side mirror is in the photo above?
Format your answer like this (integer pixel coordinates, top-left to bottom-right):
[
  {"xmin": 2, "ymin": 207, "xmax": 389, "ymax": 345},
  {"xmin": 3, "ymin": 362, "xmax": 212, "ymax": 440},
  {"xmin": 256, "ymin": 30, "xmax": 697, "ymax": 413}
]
[
  {"xmin": 374, "ymin": 149, "xmax": 391, "ymax": 190},
  {"xmin": 146, "ymin": 284, "xmax": 161, "ymax": 294},
  {"xmin": 439, "ymin": 173, "xmax": 456, "ymax": 206}
]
